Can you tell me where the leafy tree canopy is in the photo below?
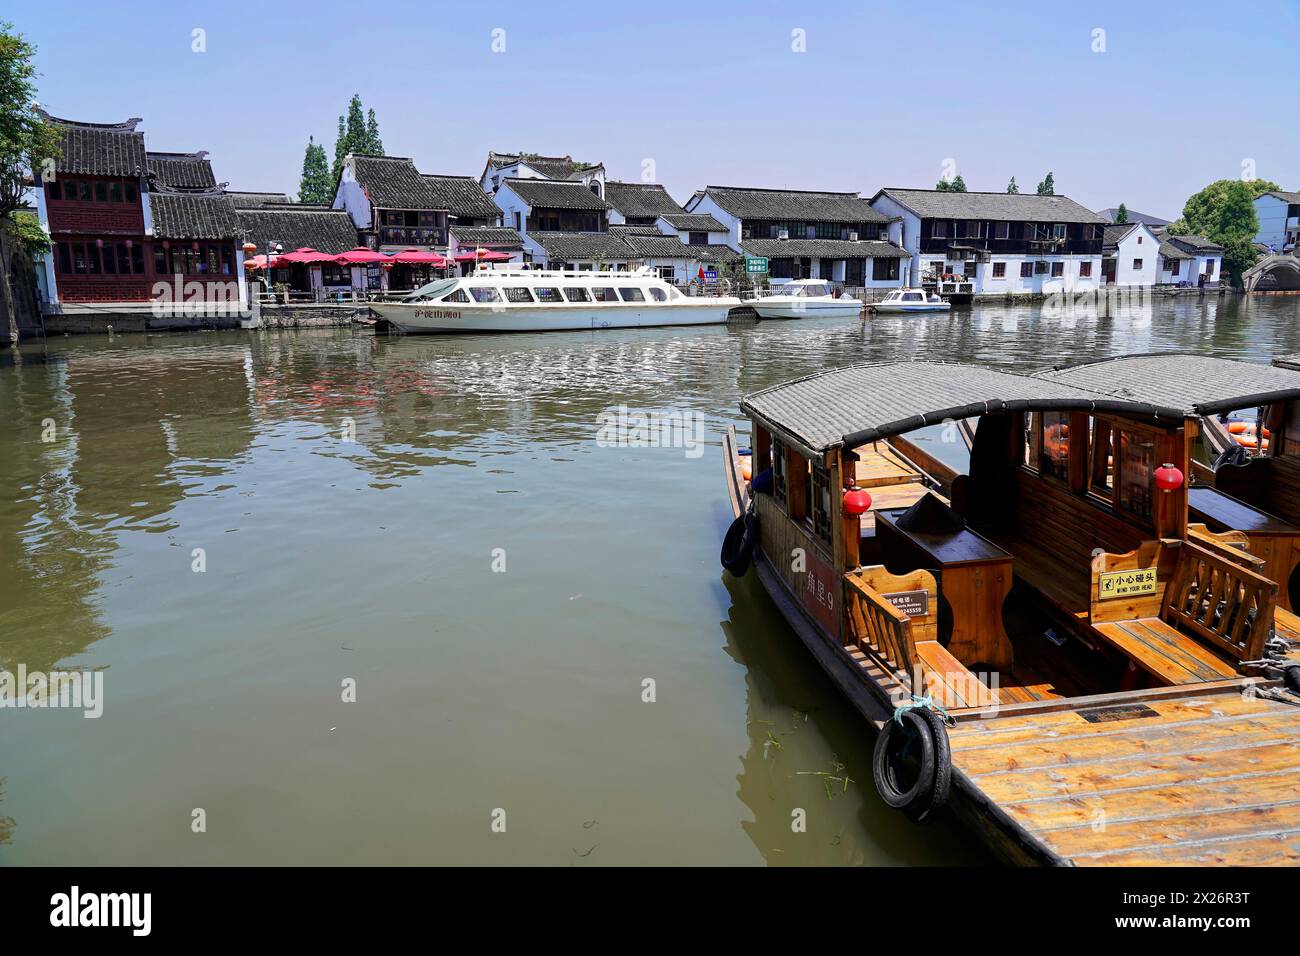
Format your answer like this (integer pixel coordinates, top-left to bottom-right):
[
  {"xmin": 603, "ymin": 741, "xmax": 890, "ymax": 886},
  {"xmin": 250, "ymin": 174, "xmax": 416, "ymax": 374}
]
[
  {"xmin": 1115, "ymin": 203, "xmax": 1128, "ymax": 224},
  {"xmin": 298, "ymin": 136, "xmax": 332, "ymax": 204},
  {"xmin": 935, "ymin": 175, "xmax": 967, "ymax": 192},
  {"xmin": 1006, "ymin": 177, "xmax": 1018, "ymax": 194},
  {"xmin": 330, "ymin": 95, "xmax": 384, "ymax": 181},
  {"xmin": 1035, "ymin": 172, "xmax": 1055, "ymax": 196}
]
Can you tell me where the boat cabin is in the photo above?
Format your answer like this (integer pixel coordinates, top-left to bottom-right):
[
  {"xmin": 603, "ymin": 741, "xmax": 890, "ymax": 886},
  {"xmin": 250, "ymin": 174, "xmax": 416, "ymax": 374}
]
[{"xmin": 736, "ymin": 360, "xmax": 1284, "ymax": 712}]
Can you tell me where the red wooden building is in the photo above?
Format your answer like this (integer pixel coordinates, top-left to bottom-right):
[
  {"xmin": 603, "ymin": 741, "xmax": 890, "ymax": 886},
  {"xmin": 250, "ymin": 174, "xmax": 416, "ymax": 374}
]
[{"xmin": 35, "ymin": 110, "xmax": 246, "ymax": 313}]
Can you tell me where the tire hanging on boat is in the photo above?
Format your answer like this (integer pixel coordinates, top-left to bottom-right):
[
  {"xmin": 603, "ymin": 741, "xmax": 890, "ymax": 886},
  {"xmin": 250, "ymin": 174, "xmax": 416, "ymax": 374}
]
[
  {"xmin": 720, "ymin": 511, "xmax": 759, "ymax": 576},
  {"xmin": 1284, "ymin": 664, "xmax": 1300, "ymax": 695},
  {"xmin": 872, "ymin": 706, "xmax": 952, "ymax": 823}
]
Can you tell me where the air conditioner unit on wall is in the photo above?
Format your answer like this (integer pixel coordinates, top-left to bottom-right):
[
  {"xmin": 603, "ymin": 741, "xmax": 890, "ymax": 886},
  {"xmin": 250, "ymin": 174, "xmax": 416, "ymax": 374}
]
[{"xmin": 778, "ymin": 229, "xmax": 789, "ymax": 240}]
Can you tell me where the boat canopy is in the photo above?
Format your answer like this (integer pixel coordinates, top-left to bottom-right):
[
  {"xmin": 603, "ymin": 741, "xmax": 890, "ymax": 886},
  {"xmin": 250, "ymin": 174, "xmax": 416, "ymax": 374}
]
[
  {"xmin": 404, "ymin": 278, "xmax": 458, "ymax": 301},
  {"xmin": 1036, "ymin": 353, "xmax": 1300, "ymax": 415},
  {"xmin": 741, "ymin": 361, "xmax": 1179, "ymax": 459}
]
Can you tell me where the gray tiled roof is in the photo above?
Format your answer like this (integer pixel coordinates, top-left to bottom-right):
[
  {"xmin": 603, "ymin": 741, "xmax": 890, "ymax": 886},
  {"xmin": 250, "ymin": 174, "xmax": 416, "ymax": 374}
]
[
  {"xmin": 604, "ymin": 181, "xmax": 684, "ymax": 219},
  {"xmin": 227, "ymin": 191, "xmax": 293, "ymax": 208},
  {"xmin": 505, "ymin": 179, "xmax": 611, "ymax": 211},
  {"xmin": 1166, "ymin": 234, "xmax": 1224, "ymax": 254},
  {"xmin": 741, "ymin": 238, "xmax": 909, "ymax": 259},
  {"xmin": 743, "ymin": 362, "xmax": 1160, "ymax": 457},
  {"xmin": 1157, "ymin": 237, "xmax": 1192, "ymax": 260},
  {"xmin": 147, "ymin": 151, "xmax": 216, "ymax": 189},
  {"xmin": 487, "ymin": 151, "xmax": 601, "ymax": 180},
  {"xmin": 530, "ymin": 232, "xmax": 635, "ymax": 259},
  {"xmin": 149, "ymin": 189, "xmax": 241, "ymax": 239},
  {"xmin": 661, "ymin": 213, "xmax": 729, "ymax": 232},
  {"xmin": 451, "ymin": 225, "xmax": 523, "ymax": 247},
  {"xmin": 1263, "ymin": 191, "xmax": 1300, "ymax": 204},
  {"xmin": 1102, "ymin": 223, "xmax": 1138, "ymax": 251},
  {"xmin": 609, "ymin": 224, "xmax": 665, "ymax": 236},
  {"xmin": 1036, "ymin": 354, "xmax": 1300, "ymax": 415},
  {"xmin": 40, "ymin": 111, "xmax": 146, "ymax": 177},
  {"xmin": 421, "ymin": 174, "xmax": 499, "ymax": 220},
  {"xmin": 877, "ymin": 188, "xmax": 1109, "ymax": 224},
  {"xmin": 703, "ymin": 186, "xmax": 888, "ymax": 223},
  {"xmin": 349, "ymin": 155, "xmax": 443, "ymax": 209},
  {"xmin": 618, "ymin": 233, "xmax": 742, "ymax": 262},
  {"xmin": 1097, "ymin": 207, "xmax": 1170, "ymax": 227},
  {"xmin": 235, "ymin": 206, "xmax": 359, "ymax": 255}
]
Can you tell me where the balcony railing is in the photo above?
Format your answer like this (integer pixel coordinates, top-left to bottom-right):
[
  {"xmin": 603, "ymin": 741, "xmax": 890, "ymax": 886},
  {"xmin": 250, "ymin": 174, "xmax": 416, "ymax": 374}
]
[{"xmin": 919, "ymin": 237, "xmax": 1101, "ymax": 256}]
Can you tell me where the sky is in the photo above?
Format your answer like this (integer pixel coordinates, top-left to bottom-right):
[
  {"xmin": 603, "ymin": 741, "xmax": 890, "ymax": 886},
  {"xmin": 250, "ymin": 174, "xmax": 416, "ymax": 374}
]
[{"xmin": 15, "ymin": 0, "xmax": 1300, "ymax": 218}]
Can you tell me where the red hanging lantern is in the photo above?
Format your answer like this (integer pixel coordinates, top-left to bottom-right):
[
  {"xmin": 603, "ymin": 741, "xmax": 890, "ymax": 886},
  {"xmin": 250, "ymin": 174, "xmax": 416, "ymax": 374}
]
[
  {"xmin": 1154, "ymin": 462, "xmax": 1184, "ymax": 492},
  {"xmin": 242, "ymin": 242, "xmax": 258, "ymax": 255},
  {"xmin": 843, "ymin": 483, "xmax": 873, "ymax": 515}
]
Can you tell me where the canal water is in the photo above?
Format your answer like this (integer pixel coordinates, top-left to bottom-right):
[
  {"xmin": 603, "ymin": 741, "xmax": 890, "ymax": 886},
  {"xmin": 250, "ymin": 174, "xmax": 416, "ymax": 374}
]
[{"xmin": 3, "ymin": 294, "xmax": 1299, "ymax": 866}]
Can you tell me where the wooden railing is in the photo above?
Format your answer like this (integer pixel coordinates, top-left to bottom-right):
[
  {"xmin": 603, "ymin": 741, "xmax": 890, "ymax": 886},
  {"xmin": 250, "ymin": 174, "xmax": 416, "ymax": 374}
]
[
  {"xmin": 1164, "ymin": 541, "xmax": 1277, "ymax": 661},
  {"xmin": 844, "ymin": 566, "xmax": 941, "ymax": 692}
]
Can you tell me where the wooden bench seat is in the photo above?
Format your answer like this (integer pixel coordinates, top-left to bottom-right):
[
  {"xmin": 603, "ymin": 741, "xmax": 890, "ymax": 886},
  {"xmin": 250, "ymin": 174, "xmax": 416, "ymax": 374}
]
[
  {"xmin": 913, "ymin": 640, "xmax": 999, "ymax": 709},
  {"xmin": 987, "ymin": 533, "xmax": 1091, "ymax": 621},
  {"xmin": 1090, "ymin": 619, "xmax": 1238, "ymax": 684},
  {"xmin": 1088, "ymin": 540, "xmax": 1276, "ymax": 686}
]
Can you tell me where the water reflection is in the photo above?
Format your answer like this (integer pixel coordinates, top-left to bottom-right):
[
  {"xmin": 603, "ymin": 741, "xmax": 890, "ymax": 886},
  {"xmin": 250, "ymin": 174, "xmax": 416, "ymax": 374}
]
[{"xmin": 1, "ymin": 293, "xmax": 1298, "ymax": 864}]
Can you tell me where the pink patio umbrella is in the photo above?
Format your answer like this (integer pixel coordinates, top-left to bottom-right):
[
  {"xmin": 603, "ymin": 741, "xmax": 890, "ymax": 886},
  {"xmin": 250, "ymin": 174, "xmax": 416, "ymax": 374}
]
[
  {"xmin": 453, "ymin": 248, "xmax": 511, "ymax": 263},
  {"xmin": 390, "ymin": 248, "xmax": 447, "ymax": 266},
  {"xmin": 276, "ymin": 247, "xmax": 340, "ymax": 264},
  {"xmin": 243, "ymin": 254, "xmax": 283, "ymax": 270},
  {"xmin": 334, "ymin": 246, "xmax": 390, "ymax": 265}
]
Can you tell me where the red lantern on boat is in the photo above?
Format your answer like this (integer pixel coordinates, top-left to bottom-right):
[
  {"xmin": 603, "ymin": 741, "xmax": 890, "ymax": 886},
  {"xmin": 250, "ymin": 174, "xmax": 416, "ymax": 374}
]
[
  {"xmin": 1154, "ymin": 462, "xmax": 1184, "ymax": 492},
  {"xmin": 843, "ymin": 484, "xmax": 873, "ymax": 515}
]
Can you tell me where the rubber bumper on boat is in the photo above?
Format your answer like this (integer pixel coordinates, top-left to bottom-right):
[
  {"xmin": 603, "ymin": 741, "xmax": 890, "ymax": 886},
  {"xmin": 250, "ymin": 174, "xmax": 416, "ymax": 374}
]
[
  {"xmin": 720, "ymin": 512, "xmax": 758, "ymax": 576},
  {"xmin": 873, "ymin": 707, "xmax": 951, "ymax": 823}
]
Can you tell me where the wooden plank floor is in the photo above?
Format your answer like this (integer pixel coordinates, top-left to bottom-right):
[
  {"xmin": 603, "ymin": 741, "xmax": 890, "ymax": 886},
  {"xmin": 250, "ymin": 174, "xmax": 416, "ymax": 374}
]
[{"xmin": 950, "ymin": 688, "xmax": 1300, "ymax": 865}]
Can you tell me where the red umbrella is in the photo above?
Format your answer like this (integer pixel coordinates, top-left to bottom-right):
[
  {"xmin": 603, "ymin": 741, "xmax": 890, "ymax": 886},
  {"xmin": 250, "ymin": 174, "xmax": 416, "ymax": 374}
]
[
  {"xmin": 243, "ymin": 254, "xmax": 282, "ymax": 270},
  {"xmin": 335, "ymin": 246, "xmax": 390, "ymax": 265},
  {"xmin": 390, "ymin": 248, "xmax": 447, "ymax": 266},
  {"xmin": 453, "ymin": 248, "xmax": 511, "ymax": 263},
  {"xmin": 277, "ymin": 247, "xmax": 339, "ymax": 264}
]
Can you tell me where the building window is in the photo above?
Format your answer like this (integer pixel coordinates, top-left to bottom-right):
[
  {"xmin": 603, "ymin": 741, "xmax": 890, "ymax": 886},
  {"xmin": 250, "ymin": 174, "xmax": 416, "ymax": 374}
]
[
  {"xmin": 47, "ymin": 180, "xmax": 61, "ymax": 201},
  {"xmin": 871, "ymin": 257, "xmax": 899, "ymax": 281},
  {"xmin": 1136, "ymin": 235, "xmax": 1143, "ymax": 244},
  {"xmin": 1079, "ymin": 261, "xmax": 1092, "ymax": 277},
  {"xmin": 931, "ymin": 220, "xmax": 948, "ymax": 239},
  {"xmin": 1205, "ymin": 260, "xmax": 1216, "ymax": 278},
  {"xmin": 320, "ymin": 264, "xmax": 350, "ymax": 286},
  {"xmin": 1133, "ymin": 258, "xmax": 1143, "ymax": 271},
  {"xmin": 1051, "ymin": 262, "xmax": 1065, "ymax": 277},
  {"xmin": 1020, "ymin": 262, "xmax": 1033, "ymax": 278},
  {"xmin": 1051, "ymin": 223, "xmax": 1067, "ymax": 240},
  {"xmin": 992, "ymin": 262, "xmax": 1006, "ymax": 278},
  {"xmin": 688, "ymin": 232, "xmax": 707, "ymax": 246},
  {"xmin": 1169, "ymin": 260, "xmax": 1179, "ymax": 276},
  {"xmin": 656, "ymin": 266, "xmax": 676, "ymax": 282},
  {"xmin": 994, "ymin": 222, "xmax": 1010, "ymax": 239}
]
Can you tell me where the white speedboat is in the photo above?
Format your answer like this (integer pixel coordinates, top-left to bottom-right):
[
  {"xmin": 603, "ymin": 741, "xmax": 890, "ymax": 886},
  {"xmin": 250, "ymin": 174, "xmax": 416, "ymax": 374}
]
[
  {"xmin": 747, "ymin": 279, "xmax": 863, "ymax": 320},
  {"xmin": 370, "ymin": 267, "xmax": 743, "ymax": 334},
  {"xmin": 870, "ymin": 288, "xmax": 952, "ymax": 314}
]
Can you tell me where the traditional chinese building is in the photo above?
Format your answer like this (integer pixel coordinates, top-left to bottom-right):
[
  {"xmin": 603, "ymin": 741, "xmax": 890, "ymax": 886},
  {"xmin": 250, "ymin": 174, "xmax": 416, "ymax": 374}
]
[{"xmin": 33, "ymin": 110, "xmax": 246, "ymax": 315}]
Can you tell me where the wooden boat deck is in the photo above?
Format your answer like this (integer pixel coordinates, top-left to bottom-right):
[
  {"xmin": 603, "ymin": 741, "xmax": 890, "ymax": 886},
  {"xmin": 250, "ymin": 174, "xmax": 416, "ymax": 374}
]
[
  {"xmin": 851, "ymin": 441, "xmax": 934, "ymax": 531},
  {"xmin": 948, "ymin": 687, "xmax": 1300, "ymax": 865}
]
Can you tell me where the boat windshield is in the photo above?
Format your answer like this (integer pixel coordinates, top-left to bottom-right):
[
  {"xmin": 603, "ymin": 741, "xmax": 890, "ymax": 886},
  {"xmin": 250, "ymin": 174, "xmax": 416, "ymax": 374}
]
[
  {"xmin": 405, "ymin": 278, "xmax": 459, "ymax": 301},
  {"xmin": 799, "ymin": 282, "xmax": 831, "ymax": 297}
]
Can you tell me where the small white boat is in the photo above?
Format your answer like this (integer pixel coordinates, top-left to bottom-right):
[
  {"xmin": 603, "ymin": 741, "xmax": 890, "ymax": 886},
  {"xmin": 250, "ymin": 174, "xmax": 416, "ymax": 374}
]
[
  {"xmin": 870, "ymin": 288, "xmax": 952, "ymax": 314},
  {"xmin": 369, "ymin": 267, "xmax": 742, "ymax": 334},
  {"xmin": 748, "ymin": 279, "xmax": 863, "ymax": 320}
]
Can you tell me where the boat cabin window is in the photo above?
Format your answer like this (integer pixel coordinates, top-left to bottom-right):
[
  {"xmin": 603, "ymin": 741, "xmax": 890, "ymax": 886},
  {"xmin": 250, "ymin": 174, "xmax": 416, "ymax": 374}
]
[
  {"xmin": 618, "ymin": 287, "xmax": 646, "ymax": 302},
  {"xmin": 1090, "ymin": 421, "xmax": 1114, "ymax": 497},
  {"xmin": 902, "ymin": 292, "xmax": 923, "ymax": 302},
  {"xmin": 772, "ymin": 438, "xmax": 788, "ymax": 505},
  {"xmin": 649, "ymin": 287, "xmax": 668, "ymax": 302},
  {"xmin": 810, "ymin": 463, "xmax": 832, "ymax": 545},
  {"xmin": 469, "ymin": 287, "xmax": 500, "ymax": 303},
  {"xmin": 1115, "ymin": 428, "xmax": 1156, "ymax": 522},
  {"xmin": 534, "ymin": 287, "xmax": 564, "ymax": 303},
  {"xmin": 592, "ymin": 287, "xmax": 618, "ymax": 302},
  {"xmin": 1039, "ymin": 412, "xmax": 1071, "ymax": 481},
  {"xmin": 443, "ymin": 288, "xmax": 470, "ymax": 303},
  {"xmin": 562, "ymin": 287, "xmax": 591, "ymax": 302},
  {"xmin": 503, "ymin": 287, "xmax": 534, "ymax": 303}
]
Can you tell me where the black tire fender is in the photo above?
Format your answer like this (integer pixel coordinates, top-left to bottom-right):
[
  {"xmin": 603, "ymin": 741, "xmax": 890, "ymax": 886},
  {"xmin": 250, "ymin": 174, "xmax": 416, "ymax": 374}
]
[
  {"xmin": 720, "ymin": 512, "xmax": 758, "ymax": 576},
  {"xmin": 904, "ymin": 707, "xmax": 952, "ymax": 824},
  {"xmin": 872, "ymin": 710, "xmax": 936, "ymax": 810},
  {"xmin": 1284, "ymin": 664, "xmax": 1300, "ymax": 695}
]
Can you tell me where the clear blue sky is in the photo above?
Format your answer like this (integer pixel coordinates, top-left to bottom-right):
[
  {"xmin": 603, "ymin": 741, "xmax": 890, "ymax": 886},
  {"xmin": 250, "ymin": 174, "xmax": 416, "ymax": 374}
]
[{"xmin": 17, "ymin": 0, "xmax": 1300, "ymax": 217}]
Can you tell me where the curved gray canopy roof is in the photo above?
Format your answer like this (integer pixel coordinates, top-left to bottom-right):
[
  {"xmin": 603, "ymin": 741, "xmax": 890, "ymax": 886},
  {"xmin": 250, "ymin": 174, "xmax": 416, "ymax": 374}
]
[
  {"xmin": 1037, "ymin": 353, "xmax": 1300, "ymax": 416},
  {"xmin": 741, "ymin": 361, "xmax": 1178, "ymax": 459}
]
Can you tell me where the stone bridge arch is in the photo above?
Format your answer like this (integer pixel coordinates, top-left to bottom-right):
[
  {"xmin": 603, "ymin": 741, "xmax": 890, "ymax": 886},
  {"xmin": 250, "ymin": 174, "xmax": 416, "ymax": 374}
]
[{"xmin": 1244, "ymin": 253, "xmax": 1300, "ymax": 293}]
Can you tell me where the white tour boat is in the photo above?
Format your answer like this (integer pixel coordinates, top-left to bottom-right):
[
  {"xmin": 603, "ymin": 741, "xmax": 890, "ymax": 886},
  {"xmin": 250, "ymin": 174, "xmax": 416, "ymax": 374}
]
[
  {"xmin": 869, "ymin": 288, "xmax": 952, "ymax": 314},
  {"xmin": 747, "ymin": 279, "xmax": 863, "ymax": 320},
  {"xmin": 370, "ymin": 267, "xmax": 743, "ymax": 334}
]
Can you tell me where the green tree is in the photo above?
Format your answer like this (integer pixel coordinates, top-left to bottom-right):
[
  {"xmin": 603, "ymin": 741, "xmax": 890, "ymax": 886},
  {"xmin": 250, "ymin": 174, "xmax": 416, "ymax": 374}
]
[
  {"xmin": 1115, "ymin": 203, "xmax": 1128, "ymax": 224},
  {"xmin": 0, "ymin": 22, "xmax": 60, "ymax": 343},
  {"xmin": 935, "ymin": 176, "xmax": 967, "ymax": 192},
  {"xmin": 331, "ymin": 115, "xmax": 346, "ymax": 181},
  {"xmin": 330, "ymin": 95, "xmax": 384, "ymax": 180},
  {"xmin": 1006, "ymin": 177, "xmax": 1019, "ymax": 194},
  {"xmin": 1168, "ymin": 178, "xmax": 1279, "ymax": 237},
  {"xmin": 365, "ymin": 108, "xmax": 383, "ymax": 154},
  {"xmin": 950, "ymin": 175, "xmax": 967, "ymax": 192},
  {"xmin": 1035, "ymin": 172, "xmax": 1055, "ymax": 196},
  {"xmin": 298, "ymin": 136, "xmax": 332, "ymax": 204}
]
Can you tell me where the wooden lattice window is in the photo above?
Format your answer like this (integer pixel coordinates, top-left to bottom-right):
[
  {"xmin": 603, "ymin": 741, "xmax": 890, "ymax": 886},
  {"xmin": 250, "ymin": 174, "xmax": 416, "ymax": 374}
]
[
  {"xmin": 810, "ymin": 463, "xmax": 832, "ymax": 544},
  {"xmin": 772, "ymin": 438, "xmax": 788, "ymax": 505}
]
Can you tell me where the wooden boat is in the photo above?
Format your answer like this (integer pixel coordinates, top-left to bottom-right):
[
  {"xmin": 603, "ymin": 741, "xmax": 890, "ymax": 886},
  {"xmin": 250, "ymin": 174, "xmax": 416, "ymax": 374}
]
[{"xmin": 721, "ymin": 359, "xmax": 1300, "ymax": 865}]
